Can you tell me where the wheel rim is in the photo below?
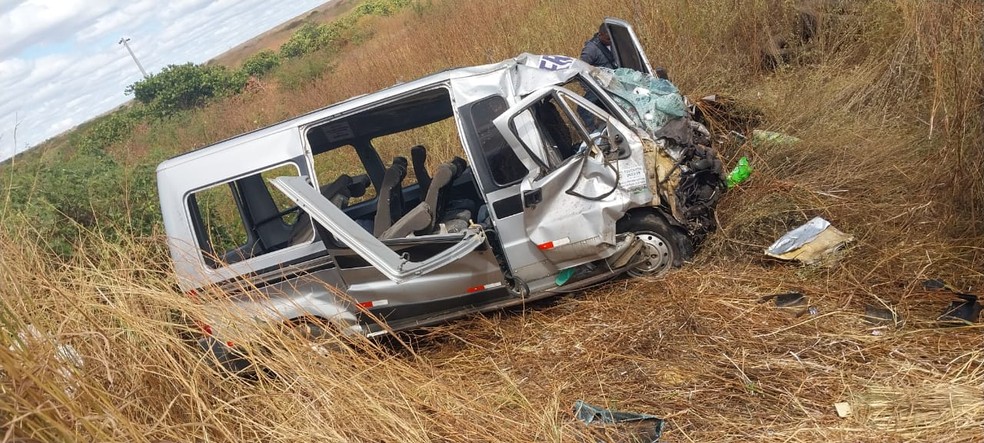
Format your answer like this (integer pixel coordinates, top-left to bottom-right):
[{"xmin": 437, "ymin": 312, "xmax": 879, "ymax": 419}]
[{"xmin": 629, "ymin": 232, "xmax": 673, "ymax": 276}]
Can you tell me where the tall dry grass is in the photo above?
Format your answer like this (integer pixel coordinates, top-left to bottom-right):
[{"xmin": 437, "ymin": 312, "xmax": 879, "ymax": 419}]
[{"xmin": 3, "ymin": 0, "xmax": 983, "ymax": 441}]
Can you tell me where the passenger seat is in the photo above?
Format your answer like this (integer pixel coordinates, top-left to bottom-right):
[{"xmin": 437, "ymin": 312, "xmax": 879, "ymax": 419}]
[
  {"xmin": 410, "ymin": 145, "xmax": 431, "ymax": 198},
  {"xmin": 373, "ymin": 157, "xmax": 408, "ymax": 237},
  {"xmin": 379, "ymin": 157, "xmax": 472, "ymax": 239}
]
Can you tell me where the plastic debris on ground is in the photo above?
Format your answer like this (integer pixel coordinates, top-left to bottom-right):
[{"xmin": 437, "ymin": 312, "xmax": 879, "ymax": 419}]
[
  {"xmin": 8, "ymin": 324, "xmax": 84, "ymax": 397},
  {"xmin": 758, "ymin": 291, "xmax": 818, "ymax": 318},
  {"xmin": 765, "ymin": 217, "xmax": 853, "ymax": 264},
  {"xmin": 922, "ymin": 278, "xmax": 982, "ymax": 325},
  {"xmin": 573, "ymin": 400, "xmax": 665, "ymax": 443},
  {"xmin": 938, "ymin": 294, "xmax": 981, "ymax": 325},
  {"xmin": 726, "ymin": 156, "xmax": 752, "ymax": 188},
  {"xmin": 834, "ymin": 402, "xmax": 852, "ymax": 418},
  {"xmin": 759, "ymin": 291, "xmax": 806, "ymax": 308}
]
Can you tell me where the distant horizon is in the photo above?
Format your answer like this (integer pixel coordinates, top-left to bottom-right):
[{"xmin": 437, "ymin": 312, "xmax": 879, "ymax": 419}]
[{"xmin": 0, "ymin": 0, "xmax": 331, "ymax": 163}]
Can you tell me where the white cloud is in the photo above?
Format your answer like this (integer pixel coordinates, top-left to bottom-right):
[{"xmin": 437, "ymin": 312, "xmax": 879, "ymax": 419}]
[
  {"xmin": 46, "ymin": 116, "xmax": 75, "ymax": 134},
  {"xmin": 1, "ymin": 0, "xmax": 329, "ymax": 161},
  {"xmin": 0, "ymin": 0, "xmax": 119, "ymax": 58},
  {"xmin": 160, "ymin": 0, "xmax": 212, "ymax": 20},
  {"xmin": 77, "ymin": 0, "xmax": 157, "ymax": 43}
]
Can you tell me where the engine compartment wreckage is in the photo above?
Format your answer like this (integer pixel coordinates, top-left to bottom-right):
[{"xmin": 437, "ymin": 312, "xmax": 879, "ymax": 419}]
[{"xmin": 156, "ymin": 18, "xmax": 727, "ymax": 367}]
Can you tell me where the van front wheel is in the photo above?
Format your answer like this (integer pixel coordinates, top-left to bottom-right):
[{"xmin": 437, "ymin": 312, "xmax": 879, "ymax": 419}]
[{"xmin": 617, "ymin": 212, "xmax": 693, "ymax": 277}]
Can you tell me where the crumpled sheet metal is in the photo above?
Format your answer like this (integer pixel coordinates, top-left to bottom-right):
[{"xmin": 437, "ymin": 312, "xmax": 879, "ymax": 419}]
[
  {"xmin": 765, "ymin": 217, "xmax": 853, "ymax": 264},
  {"xmin": 573, "ymin": 400, "xmax": 665, "ymax": 442},
  {"xmin": 641, "ymin": 138, "xmax": 683, "ymax": 220},
  {"xmin": 522, "ymin": 155, "xmax": 625, "ymax": 270}
]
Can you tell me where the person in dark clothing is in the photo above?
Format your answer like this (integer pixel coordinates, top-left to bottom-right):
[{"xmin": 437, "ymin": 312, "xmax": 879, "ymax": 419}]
[{"xmin": 580, "ymin": 24, "xmax": 618, "ymax": 69}]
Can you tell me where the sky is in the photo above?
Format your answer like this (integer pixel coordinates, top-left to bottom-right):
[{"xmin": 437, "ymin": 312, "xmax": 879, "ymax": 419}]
[{"xmin": 0, "ymin": 0, "xmax": 329, "ymax": 162}]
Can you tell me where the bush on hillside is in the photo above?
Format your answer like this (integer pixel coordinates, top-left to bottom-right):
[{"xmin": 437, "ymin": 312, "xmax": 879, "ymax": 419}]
[
  {"xmin": 241, "ymin": 50, "xmax": 281, "ymax": 77},
  {"xmin": 280, "ymin": 22, "xmax": 345, "ymax": 58},
  {"xmin": 279, "ymin": 0, "xmax": 412, "ymax": 59},
  {"xmin": 73, "ymin": 110, "xmax": 142, "ymax": 155},
  {"xmin": 356, "ymin": 0, "xmax": 412, "ymax": 16},
  {"xmin": 125, "ymin": 63, "xmax": 247, "ymax": 117}
]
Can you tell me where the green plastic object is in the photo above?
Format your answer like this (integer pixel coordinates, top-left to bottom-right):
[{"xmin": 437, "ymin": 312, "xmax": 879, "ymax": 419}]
[
  {"xmin": 726, "ymin": 156, "xmax": 752, "ymax": 188},
  {"xmin": 555, "ymin": 268, "xmax": 576, "ymax": 286}
]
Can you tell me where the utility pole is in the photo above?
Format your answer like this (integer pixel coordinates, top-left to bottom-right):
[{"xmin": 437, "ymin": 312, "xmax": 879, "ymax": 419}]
[{"xmin": 118, "ymin": 37, "xmax": 149, "ymax": 78}]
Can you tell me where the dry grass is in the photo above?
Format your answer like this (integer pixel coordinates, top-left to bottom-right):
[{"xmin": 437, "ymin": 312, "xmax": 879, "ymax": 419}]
[{"xmin": 3, "ymin": 0, "xmax": 984, "ymax": 441}]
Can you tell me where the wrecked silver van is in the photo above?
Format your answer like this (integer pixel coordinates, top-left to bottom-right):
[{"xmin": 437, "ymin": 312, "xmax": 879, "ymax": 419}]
[{"xmin": 157, "ymin": 19, "xmax": 724, "ymax": 362}]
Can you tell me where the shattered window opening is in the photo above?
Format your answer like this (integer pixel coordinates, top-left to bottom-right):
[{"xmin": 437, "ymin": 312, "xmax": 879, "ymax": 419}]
[
  {"xmin": 467, "ymin": 95, "xmax": 528, "ymax": 187},
  {"xmin": 508, "ymin": 90, "xmax": 610, "ymax": 171}
]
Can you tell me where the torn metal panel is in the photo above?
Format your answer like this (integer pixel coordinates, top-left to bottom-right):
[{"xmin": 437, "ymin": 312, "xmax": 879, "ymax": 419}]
[
  {"xmin": 492, "ymin": 87, "xmax": 642, "ymax": 271},
  {"xmin": 602, "ymin": 18, "xmax": 654, "ymax": 75}
]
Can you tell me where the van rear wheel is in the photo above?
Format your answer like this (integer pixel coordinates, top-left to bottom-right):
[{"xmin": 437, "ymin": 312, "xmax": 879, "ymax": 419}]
[{"xmin": 618, "ymin": 212, "xmax": 692, "ymax": 277}]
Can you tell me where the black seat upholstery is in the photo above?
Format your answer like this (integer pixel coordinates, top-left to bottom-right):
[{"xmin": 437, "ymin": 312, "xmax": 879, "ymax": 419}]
[
  {"xmin": 410, "ymin": 145, "xmax": 431, "ymax": 198},
  {"xmin": 347, "ymin": 174, "xmax": 370, "ymax": 203},
  {"xmin": 373, "ymin": 157, "xmax": 408, "ymax": 237},
  {"xmin": 379, "ymin": 156, "xmax": 473, "ymax": 239},
  {"xmin": 320, "ymin": 174, "xmax": 353, "ymax": 207},
  {"xmin": 424, "ymin": 157, "xmax": 466, "ymax": 221}
]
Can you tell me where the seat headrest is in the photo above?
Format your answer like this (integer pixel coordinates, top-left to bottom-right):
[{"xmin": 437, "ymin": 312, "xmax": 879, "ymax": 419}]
[
  {"xmin": 320, "ymin": 174, "xmax": 353, "ymax": 199},
  {"xmin": 349, "ymin": 174, "xmax": 370, "ymax": 198},
  {"xmin": 449, "ymin": 156, "xmax": 468, "ymax": 178}
]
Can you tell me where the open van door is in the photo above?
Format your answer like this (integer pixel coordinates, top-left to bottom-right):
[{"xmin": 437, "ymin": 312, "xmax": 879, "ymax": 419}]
[
  {"xmin": 269, "ymin": 176, "xmax": 486, "ymax": 284},
  {"xmin": 603, "ymin": 18, "xmax": 653, "ymax": 75},
  {"xmin": 492, "ymin": 86, "xmax": 640, "ymax": 274}
]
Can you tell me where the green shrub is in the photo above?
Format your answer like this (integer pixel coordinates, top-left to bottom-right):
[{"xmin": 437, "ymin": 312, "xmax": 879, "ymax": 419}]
[
  {"xmin": 125, "ymin": 63, "xmax": 247, "ymax": 117},
  {"xmin": 72, "ymin": 110, "xmax": 140, "ymax": 155},
  {"xmin": 274, "ymin": 50, "xmax": 335, "ymax": 90},
  {"xmin": 280, "ymin": 21, "xmax": 351, "ymax": 59},
  {"xmin": 241, "ymin": 50, "xmax": 282, "ymax": 77},
  {"xmin": 356, "ymin": 0, "xmax": 412, "ymax": 16}
]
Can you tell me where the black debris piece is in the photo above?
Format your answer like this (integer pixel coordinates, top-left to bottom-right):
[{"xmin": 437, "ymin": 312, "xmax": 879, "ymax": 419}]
[
  {"xmin": 922, "ymin": 279, "xmax": 947, "ymax": 291},
  {"xmin": 938, "ymin": 294, "xmax": 982, "ymax": 325},
  {"xmin": 863, "ymin": 304, "xmax": 901, "ymax": 326},
  {"xmin": 758, "ymin": 291, "xmax": 807, "ymax": 308}
]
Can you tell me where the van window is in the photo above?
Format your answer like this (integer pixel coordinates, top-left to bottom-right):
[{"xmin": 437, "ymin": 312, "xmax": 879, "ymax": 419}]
[
  {"xmin": 508, "ymin": 89, "xmax": 611, "ymax": 170},
  {"xmin": 313, "ymin": 145, "xmax": 375, "ymax": 205},
  {"xmin": 189, "ymin": 163, "xmax": 305, "ymax": 267},
  {"xmin": 468, "ymin": 96, "xmax": 528, "ymax": 186},
  {"xmin": 305, "ymin": 87, "xmax": 484, "ymax": 239}
]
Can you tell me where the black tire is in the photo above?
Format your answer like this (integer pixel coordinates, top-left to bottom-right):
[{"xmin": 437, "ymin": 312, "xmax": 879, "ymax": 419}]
[{"xmin": 616, "ymin": 211, "xmax": 693, "ymax": 277}]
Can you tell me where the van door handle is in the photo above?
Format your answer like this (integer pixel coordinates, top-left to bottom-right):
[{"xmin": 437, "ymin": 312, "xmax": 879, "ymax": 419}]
[{"xmin": 523, "ymin": 189, "xmax": 542, "ymax": 208}]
